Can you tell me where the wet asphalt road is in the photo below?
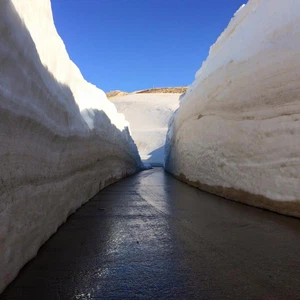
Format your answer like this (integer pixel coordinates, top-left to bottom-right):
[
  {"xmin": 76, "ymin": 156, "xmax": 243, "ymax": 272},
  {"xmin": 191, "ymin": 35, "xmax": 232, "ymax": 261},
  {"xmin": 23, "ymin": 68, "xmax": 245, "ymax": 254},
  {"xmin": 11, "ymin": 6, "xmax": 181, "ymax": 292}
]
[{"xmin": 1, "ymin": 168, "xmax": 300, "ymax": 300}]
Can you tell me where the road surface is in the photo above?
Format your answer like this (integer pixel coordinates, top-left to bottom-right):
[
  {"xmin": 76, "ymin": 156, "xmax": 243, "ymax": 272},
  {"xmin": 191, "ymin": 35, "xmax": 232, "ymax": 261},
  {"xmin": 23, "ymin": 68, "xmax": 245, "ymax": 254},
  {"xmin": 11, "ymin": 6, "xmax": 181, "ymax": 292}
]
[{"xmin": 1, "ymin": 168, "xmax": 300, "ymax": 299}]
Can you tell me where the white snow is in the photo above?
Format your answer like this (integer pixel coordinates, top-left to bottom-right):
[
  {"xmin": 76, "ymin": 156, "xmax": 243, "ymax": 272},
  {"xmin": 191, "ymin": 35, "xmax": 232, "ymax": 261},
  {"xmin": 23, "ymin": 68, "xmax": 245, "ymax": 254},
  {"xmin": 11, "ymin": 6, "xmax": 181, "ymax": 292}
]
[
  {"xmin": 165, "ymin": 0, "xmax": 300, "ymax": 217},
  {"xmin": 111, "ymin": 93, "xmax": 180, "ymax": 165},
  {"xmin": 0, "ymin": 0, "xmax": 143, "ymax": 292}
]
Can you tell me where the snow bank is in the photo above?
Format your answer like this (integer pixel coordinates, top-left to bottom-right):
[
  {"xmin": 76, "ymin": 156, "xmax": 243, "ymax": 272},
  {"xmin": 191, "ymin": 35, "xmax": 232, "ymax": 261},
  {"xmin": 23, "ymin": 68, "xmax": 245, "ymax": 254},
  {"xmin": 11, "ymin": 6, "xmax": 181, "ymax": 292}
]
[
  {"xmin": 165, "ymin": 0, "xmax": 300, "ymax": 217},
  {"xmin": 111, "ymin": 93, "xmax": 180, "ymax": 165},
  {"xmin": 0, "ymin": 0, "xmax": 143, "ymax": 292}
]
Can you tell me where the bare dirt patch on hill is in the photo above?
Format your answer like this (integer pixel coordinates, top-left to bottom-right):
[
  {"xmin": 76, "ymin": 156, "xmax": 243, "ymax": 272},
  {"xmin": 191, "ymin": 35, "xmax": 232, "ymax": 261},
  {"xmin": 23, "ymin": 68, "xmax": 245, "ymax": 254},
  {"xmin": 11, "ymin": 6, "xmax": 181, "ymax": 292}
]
[{"xmin": 106, "ymin": 87, "xmax": 187, "ymax": 98}]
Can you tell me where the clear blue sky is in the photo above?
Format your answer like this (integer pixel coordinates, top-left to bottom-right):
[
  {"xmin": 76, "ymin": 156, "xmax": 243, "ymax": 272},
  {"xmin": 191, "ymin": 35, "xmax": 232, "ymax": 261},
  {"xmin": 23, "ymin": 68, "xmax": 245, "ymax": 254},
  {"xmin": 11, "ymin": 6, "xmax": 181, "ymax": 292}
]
[{"xmin": 51, "ymin": 0, "xmax": 245, "ymax": 92}]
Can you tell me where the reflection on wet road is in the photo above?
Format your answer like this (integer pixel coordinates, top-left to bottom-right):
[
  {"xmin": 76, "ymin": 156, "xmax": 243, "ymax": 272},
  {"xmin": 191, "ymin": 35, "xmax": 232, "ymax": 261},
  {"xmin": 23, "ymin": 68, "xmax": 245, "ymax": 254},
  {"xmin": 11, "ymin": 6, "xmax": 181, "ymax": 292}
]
[{"xmin": 1, "ymin": 168, "xmax": 300, "ymax": 299}]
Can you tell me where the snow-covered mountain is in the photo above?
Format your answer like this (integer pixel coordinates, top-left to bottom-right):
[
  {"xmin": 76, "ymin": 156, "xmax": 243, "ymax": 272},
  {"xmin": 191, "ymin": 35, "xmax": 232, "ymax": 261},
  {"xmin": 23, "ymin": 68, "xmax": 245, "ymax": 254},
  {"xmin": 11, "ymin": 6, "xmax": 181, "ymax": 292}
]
[
  {"xmin": 165, "ymin": 0, "xmax": 300, "ymax": 217},
  {"xmin": 111, "ymin": 93, "xmax": 180, "ymax": 165},
  {"xmin": 0, "ymin": 0, "xmax": 142, "ymax": 292}
]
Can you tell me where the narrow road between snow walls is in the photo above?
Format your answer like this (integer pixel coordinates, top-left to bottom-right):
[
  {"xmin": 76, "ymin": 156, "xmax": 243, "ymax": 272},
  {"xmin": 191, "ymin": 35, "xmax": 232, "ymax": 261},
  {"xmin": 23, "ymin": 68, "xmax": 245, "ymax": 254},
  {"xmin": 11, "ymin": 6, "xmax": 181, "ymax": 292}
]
[
  {"xmin": 1, "ymin": 168, "xmax": 300, "ymax": 299},
  {"xmin": 1, "ymin": 0, "xmax": 300, "ymax": 297}
]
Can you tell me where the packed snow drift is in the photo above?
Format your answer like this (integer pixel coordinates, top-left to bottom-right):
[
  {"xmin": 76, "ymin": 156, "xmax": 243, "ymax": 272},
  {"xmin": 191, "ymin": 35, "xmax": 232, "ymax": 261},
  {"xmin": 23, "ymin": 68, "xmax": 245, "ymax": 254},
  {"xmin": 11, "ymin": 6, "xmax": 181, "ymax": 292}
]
[
  {"xmin": 0, "ymin": 0, "xmax": 143, "ymax": 292},
  {"xmin": 165, "ymin": 0, "xmax": 300, "ymax": 217},
  {"xmin": 111, "ymin": 93, "xmax": 180, "ymax": 165}
]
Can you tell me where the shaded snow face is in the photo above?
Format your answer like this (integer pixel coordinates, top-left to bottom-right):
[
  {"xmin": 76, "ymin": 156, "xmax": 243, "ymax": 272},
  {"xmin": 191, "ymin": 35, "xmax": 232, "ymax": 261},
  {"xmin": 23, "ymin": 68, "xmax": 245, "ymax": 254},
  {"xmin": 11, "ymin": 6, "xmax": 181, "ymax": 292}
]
[
  {"xmin": 111, "ymin": 93, "xmax": 180, "ymax": 165},
  {"xmin": 0, "ymin": 0, "xmax": 142, "ymax": 293},
  {"xmin": 165, "ymin": 0, "xmax": 300, "ymax": 217},
  {"xmin": 10, "ymin": 0, "xmax": 129, "ymax": 132}
]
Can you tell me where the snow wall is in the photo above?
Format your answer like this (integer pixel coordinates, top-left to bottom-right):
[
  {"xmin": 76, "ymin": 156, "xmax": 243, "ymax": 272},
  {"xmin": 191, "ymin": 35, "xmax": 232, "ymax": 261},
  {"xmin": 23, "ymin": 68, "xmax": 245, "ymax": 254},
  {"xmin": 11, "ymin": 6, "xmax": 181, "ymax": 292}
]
[
  {"xmin": 0, "ymin": 0, "xmax": 143, "ymax": 292},
  {"xmin": 165, "ymin": 0, "xmax": 300, "ymax": 218}
]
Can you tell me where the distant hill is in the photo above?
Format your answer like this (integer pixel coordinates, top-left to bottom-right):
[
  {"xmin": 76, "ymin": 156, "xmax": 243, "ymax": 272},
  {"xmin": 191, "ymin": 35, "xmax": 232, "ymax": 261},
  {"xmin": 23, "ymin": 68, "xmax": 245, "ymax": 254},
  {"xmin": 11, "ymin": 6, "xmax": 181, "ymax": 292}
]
[
  {"xmin": 106, "ymin": 87, "xmax": 187, "ymax": 98},
  {"xmin": 106, "ymin": 90, "xmax": 129, "ymax": 98},
  {"xmin": 110, "ymin": 93, "xmax": 180, "ymax": 165}
]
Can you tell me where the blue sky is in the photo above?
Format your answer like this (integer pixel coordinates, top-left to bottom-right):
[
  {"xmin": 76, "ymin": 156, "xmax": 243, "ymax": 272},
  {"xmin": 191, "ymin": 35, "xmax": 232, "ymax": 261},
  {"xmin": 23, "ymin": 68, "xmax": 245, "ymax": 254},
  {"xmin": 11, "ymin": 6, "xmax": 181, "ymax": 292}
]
[{"xmin": 51, "ymin": 0, "xmax": 245, "ymax": 92}]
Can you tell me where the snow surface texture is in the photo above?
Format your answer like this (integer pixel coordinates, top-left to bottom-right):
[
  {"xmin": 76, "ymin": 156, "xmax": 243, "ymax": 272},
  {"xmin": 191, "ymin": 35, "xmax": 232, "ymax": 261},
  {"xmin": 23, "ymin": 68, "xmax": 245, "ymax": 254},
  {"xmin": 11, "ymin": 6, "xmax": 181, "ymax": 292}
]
[
  {"xmin": 165, "ymin": 0, "xmax": 300, "ymax": 218},
  {"xmin": 111, "ymin": 94, "xmax": 180, "ymax": 165},
  {"xmin": 0, "ymin": 0, "xmax": 143, "ymax": 292}
]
